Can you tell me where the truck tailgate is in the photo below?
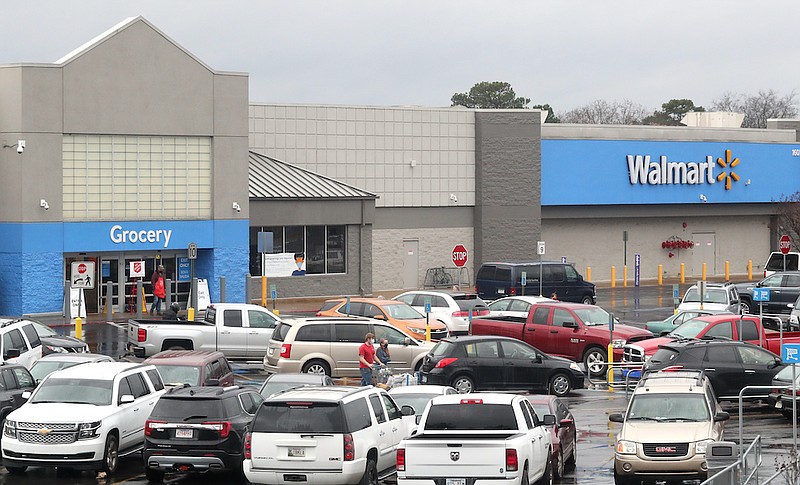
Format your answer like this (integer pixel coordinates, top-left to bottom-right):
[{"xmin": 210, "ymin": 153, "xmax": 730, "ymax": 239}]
[{"xmin": 403, "ymin": 436, "xmax": 513, "ymax": 478}]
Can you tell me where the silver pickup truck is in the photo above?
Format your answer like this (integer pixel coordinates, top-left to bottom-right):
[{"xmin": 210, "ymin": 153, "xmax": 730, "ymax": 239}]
[{"xmin": 127, "ymin": 303, "xmax": 281, "ymax": 359}]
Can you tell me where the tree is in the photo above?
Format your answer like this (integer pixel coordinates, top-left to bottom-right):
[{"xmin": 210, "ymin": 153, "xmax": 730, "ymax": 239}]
[
  {"xmin": 711, "ymin": 90, "xmax": 798, "ymax": 128},
  {"xmin": 775, "ymin": 191, "xmax": 800, "ymax": 242},
  {"xmin": 531, "ymin": 104, "xmax": 560, "ymax": 123},
  {"xmin": 451, "ymin": 81, "xmax": 530, "ymax": 109},
  {"xmin": 559, "ymin": 99, "xmax": 648, "ymax": 124},
  {"xmin": 643, "ymin": 99, "xmax": 705, "ymax": 126}
]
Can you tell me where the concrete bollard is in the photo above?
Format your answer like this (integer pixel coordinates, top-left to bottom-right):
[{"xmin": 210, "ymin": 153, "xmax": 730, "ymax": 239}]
[
  {"xmin": 680, "ymin": 263, "xmax": 685, "ymax": 283},
  {"xmin": 623, "ymin": 265, "xmax": 628, "ymax": 287},
  {"xmin": 748, "ymin": 260, "xmax": 753, "ymax": 280},
  {"xmin": 245, "ymin": 273, "xmax": 252, "ymax": 304},
  {"xmin": 657, "ymin": 264, "xmax": 663, "ymax": 286},
  {"xmin": 220, "ymin": 276, "xmax": 226, "ymax": 303},
  {"xmin": 611, "ymin": 266, "xmax": 616, "ymax": 288},
  {"xmin": 702, "ymin": 262, "xmax": 707, "ymax": 281},
  {"xmin": 725, "ymin": 261, "xmax": 730, "ymax": 281},
  {"xmin": 586, "ymin": 267, "xmax": 592, "ymax": 282},
  {"xmin": 262, "ymin": 275, "xmax": 267, "ymax": 306}
]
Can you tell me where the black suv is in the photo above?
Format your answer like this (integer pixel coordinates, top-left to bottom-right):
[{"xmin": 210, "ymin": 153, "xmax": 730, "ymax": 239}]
[
  {"xmin": 475, "ymin": 261, "xmax": 596, "ymax": 304},
  {"xmin": 0, "ymin": 364, "xmax": 35, "ymax": 421},
  {"xmin": 143, "ymin": 385, "xmax": 264, "ymax": 481},
  {"xmin": 643, "ymin": 339, "xmax": 784, "ymax": 399}
]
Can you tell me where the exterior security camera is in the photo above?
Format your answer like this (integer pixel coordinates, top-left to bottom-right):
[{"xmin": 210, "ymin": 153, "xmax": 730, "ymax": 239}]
[
  {"xmin": 17, "ymin": 143, "xmax": 24, "ymax": 154},
  {"xmin": 232, "ymin": 202, "xmax": 241, "ymax": 212},
  {"xmin": 40, "ymin": 199, "xmax": 49, "ymax": 210},
  {"xmin": 449, "ymin": 193, "xmax": 458, "ymax": 203},
  {"xmin": 699, "ymin": 194, "xmax": 707, "ymax": 202}
]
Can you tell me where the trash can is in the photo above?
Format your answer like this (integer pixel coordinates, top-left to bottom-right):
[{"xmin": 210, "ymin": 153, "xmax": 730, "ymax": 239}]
[{"xmin": 706, "ymin": 441, "xmax": 739, "ymax": 484}]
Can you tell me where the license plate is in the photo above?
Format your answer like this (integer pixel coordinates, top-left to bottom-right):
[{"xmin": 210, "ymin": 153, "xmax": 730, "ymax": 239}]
[
  {"xmin": 497, "ymin": 289, "xmax": 505, "ymax": 294},
  {"xmin": 175, "ymin": 428, "xmax": 193, "ymax": 439},
  {"xmin": 268, "ymin": 348, "xmax": 274, "ymax": 356},
  {"xmin": 446, "ymin": 479, "xmax": 466, "ymax": 485},
  {"xmin": 776, "ymin": 400, "xmax": 783, "ymax": 409},
  {"xmin": 421, "ymin": 375, "xmax": 427, "ymax": 383},
  {"xmin": 288, "ymin": 447, "xmax": 305, "ymax": 457}
]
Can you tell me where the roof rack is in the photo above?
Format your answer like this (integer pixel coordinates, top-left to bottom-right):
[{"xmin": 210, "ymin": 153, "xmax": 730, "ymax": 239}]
[{"xmin": 640, "ymin": 369, "xmax": 706, "ymax": 386}]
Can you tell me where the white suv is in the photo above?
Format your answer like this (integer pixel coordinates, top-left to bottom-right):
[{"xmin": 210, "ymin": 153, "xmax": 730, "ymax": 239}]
[
  {"xmin": 244, "ymin": 385, "xmax": 416, "ymax": 485},
  {"xmin": 0, "ymin": 318, "xmax": 45, "ymax": 368},
  {"xmin": 393, "ymin": 290, "xmax": 489, "ymax": 335},
  {"xmin": 2, "ymin": 362, "xmax": 166, "ymax": 475},
  {"xmin": 677, "ymin": 282, "xmax": 740, "ymax": 314}
]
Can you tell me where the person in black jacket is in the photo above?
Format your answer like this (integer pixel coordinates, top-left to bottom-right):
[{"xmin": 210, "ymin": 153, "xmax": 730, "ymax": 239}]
[{"xmin": 162, "ymin": 302, "xmax": 184, "ymax": 321}]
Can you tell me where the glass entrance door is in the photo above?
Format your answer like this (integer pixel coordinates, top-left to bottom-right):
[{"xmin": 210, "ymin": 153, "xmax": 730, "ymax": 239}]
[
  {"xmin": 122, "ymin": 253, "xmax": 181, "ymax": 314},
  {"xmin": 99, "ymin": 257, "xmax": 120, "ymax": 313}
]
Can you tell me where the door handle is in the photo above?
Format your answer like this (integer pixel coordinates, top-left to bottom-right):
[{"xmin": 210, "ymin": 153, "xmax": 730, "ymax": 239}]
[
  {"xmin": 550, "ymin": 330, "xmax": 558, "ymax": 334},
  {"xmin": 134, "ymin": 408, "xmax": 139, "ymax": 412},
  {"xmin": 249, "ymin": 331, "xmax": 259, "ymax": 335},
  {"xmin": 379, "ymin": 431, "xmax": 385, "ymax": 437},
  {"xmin": 706, "ymin": 368, "xmax": 716, "ymax": 372},
  {"xmin": 392, "ymin": 427, "xmax": 398, "ymax": 432},
  {"xmin": 745, "ymin": 370, "xmax": 756, "ymax": 374}
]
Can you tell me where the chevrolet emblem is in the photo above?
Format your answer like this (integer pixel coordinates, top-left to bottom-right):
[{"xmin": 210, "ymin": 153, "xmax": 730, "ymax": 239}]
[{"xmin": 37, "ymin": 428, "xmax": 52, "ymax": 435}]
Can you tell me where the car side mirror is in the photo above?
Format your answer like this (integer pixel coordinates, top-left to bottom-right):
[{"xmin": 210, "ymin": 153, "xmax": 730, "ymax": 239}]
[
  {"xmin": 790, "ymin": 303, "xmax": 795, "ymax": 309},
  {"xmin": 541, "ymin": 414, "xmax": 556, "ymax": 426},
  {"xmin": 403, "ymin": 337, "xmax": 412, "ymax": 346},
  {"xmin": 205, "ymin": 378, "xmax": 220, "ymax": 386},
  {"xmin": 769, "ymin": 359, "xmax": 782, "ymax": 369},
  {"xmin": 4, "ymin": 348, "xmax": 20, "ymax": 359},
  {"xmin": 119, "ymin": 395, "xmax": 135, "ymax": 405},
  {"xmin": 415, "ymin": 415, "xmax": 422, "ymax": 425},
  {"xmin": 559, "ymin": 418, "xmax": 574, "ymax": 428},
  {"xmin": 609, "ymin": 413, "xmax": 625, "ymax": 423},
  {"xmin": 562, "ymin": 320, "xmax": 578, "ymax": 329},
  {"xmin": 21, "ymin": 391, "xmax": 31, "ymax": 400},
  {"xmin": 401, "ymin": 405, "xmax": 415, "ymax": 416},
  {"xmin": 660, "ymin": 330, "xmax": 672, "ymax": 337},
  {"xmin": 714, "ymin": 411, "xmax": 730, "ymax": 422},
  {"xmin": 534, "ymin": 354, "xmax": 543, "ymax": 364}
]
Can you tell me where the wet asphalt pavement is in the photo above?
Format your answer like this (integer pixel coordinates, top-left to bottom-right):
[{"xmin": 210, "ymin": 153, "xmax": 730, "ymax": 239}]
[{"xmin": 9, "ymin": 283, "xmax": 795, "ymax": 484}]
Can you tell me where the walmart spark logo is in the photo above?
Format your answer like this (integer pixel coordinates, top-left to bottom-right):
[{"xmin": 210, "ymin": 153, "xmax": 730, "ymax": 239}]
[{"xmin": 716, "ymin": 149, "xmax": 740, "ymax": 190}]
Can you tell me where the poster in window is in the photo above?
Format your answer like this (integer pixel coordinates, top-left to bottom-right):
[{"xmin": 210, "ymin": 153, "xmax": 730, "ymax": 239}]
[{"xmin": 264, "ymin": 253, "xmax": 306, "ymax": 277}]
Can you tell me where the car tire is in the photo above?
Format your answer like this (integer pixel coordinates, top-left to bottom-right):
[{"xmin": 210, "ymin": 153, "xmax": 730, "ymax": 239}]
[
  {"xmin": 101, "ymin": 433, "xmax": 119, "ymax": 475},
  {"xmin": 359, "ymin": 456, "xmax": 378, "ymax": 485},
  {"xmin": 549, "ymin": 372, "xmax": 572, "ymax": 397},
  {"xmin": 302, "ymin": 359, "xmax": 331, "ymax": 376},
  {"xmin": 451, "ymin": 375, "xmax": 475, "ymax": 394},
  {"xmin": 554, "ymin": 450, "xmax": 565, "ymax": 480},
  {"xmin": 521, "ymin": 464, "xmax": 530, "ymax": 485},
  {"xmin": 740, "ymin": 300, "xmax": 751, "ymax": 314},
  {"xmin": 583, "ymin": 347, "xmax": 607, "ymax": 377},
  {"xmin": 533, "ymin": 453, "xmax": 553, "ymax": 485},
  {"xmin": 5, "ymin": 466, "xmax": 27, "ymax": 475},
  {"xmin": 581, "ymin": 295, "xmax": 594, "ymax": 305},
  {"xmin": 146, "ymin": 468, "xmax": 165, "ymax": 482}
]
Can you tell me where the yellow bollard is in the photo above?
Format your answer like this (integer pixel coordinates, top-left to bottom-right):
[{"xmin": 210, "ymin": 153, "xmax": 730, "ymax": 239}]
[
  {"xmin": 623, "ymin": 265, "xmax": 628, "ymax": 287},
  {"xmin": 261, "ymin": 275, "xmax": 267, "ymax": 306},
  {"xmin": 426, "ymin": 322, "xmax": 431, "ymax": 342},
  {"xmin": 680, "ymin": 263, "xmax": 685, "ymax": 283},
  {"xmin": 188, "ymin": 307, "xmax": 195, "ymax": 321},
  {"xmin": 748, "ymin": 260, "xmax": 753, "ymax": 280},
  {"xmin": 611, "ymin": 266, "xmax": 616, "ymax": 288},
  {"xmin": 586, "ymin": 267, "xmax": 592, "ymax": 282},
  {"xmin": 658, "ymin": 264, "xmax": 663, "ymax": 286},
  {"xmin": 273, "ymin": 309, "xmax": 280, "ymax": 316},
  {"xmin": 75, "ymin": 317, "xmax": 83, "ymax": 340},
  {"xmin": 725, "ymin": 261, "xmax": 730, "ymax": 281},
  {"xmin": 702, "ymin": 262, "xmax": 707, "ymax": 281},
  {"xmin": 607, "ymin": 343, "xmax": 614, "ymax": 391}
]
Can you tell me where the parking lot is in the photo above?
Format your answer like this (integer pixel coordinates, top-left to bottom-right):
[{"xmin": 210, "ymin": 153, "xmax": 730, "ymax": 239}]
[{"xmin": 9, "ymin": 284, "xmax": 798, "ymax": 484}]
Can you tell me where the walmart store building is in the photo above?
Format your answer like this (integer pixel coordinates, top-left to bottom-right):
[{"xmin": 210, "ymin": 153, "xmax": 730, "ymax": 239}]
[{"xmin": 2, "ymin": 16, "xmax": 800, "ymax": 316}]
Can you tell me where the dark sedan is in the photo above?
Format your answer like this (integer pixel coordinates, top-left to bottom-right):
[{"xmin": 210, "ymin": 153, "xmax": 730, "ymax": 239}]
[
  {"xmin": 32, "ymin": 321, "xmax": 89, "ymax": 354},
  {"xmin": 528, "ymin": 394, "xmax": 577, "ymax": 480},
  {"xmin": 643, "ymin": 339, "xmax": 784, "ymax": 399},
  {"xmin": 420, "ymin": 335, "xmax": 585, "ymax": 396}
]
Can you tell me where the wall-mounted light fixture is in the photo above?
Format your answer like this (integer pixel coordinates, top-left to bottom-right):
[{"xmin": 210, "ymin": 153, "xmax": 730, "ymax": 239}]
[
  {"xmin": 3, "ymin": 140, "xmax": 25, "ymax": 154},
  {"xmin": 40, "ymin": 199, "xmax": 49, "ymax": 210},
  {"xmin": 409, "ymin": 159, "xmax": 417, "ymax": 168},
  {"xmin": 232, "ymin": 202, "xmax": 241, "ymax": 212}
]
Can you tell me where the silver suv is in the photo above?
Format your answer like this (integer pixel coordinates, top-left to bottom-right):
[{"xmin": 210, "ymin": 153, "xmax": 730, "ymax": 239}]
[
  {"xmin": 264, "ymin": 317, "xmax": 434, "ymax": 377},
  {"xmin": 608, "ymin": 370, "xmax": 730, "ymax": 484}
]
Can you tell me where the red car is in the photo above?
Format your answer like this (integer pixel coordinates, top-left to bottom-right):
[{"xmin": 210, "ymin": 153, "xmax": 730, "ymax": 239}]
[{"xmin": 528, "ymin": 394, "xmax": 577, "ymax": 479}]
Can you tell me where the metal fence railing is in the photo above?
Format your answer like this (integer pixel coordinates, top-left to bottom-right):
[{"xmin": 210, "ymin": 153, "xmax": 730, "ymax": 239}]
[{"xmin": 423, "ymin": 267, "xmax": 471, "ymax": 289}]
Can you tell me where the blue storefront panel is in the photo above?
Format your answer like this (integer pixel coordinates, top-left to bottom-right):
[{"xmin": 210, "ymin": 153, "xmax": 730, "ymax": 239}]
[{"xmin": 542, "ymin": 139, "xmax": 800, "ymax": 206}]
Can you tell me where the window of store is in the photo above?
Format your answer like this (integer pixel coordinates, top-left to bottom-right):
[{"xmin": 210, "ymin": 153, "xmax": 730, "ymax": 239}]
[{"xmin": 249, "ymin": 225, "xmax": 346, "ymax": 276}]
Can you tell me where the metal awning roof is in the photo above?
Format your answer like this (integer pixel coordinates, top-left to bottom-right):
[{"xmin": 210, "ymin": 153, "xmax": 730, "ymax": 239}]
[{"xmin": 249, "ymin": 151, "xmax": 377, "ymax": 200}]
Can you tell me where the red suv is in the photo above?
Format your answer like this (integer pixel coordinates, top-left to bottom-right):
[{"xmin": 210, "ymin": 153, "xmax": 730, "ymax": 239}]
[{"xmin": 144, "ymin": 350, "xmax": 234, "ymax": 387}]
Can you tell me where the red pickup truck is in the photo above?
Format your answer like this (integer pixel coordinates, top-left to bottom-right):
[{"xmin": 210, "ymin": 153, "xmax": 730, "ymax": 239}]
[
  {"xmin": 470, "ymin": 302, "xmax": 653, "ymax": 377},
  {"xmin": 622, "ymin": 314, "xmax": 800, "ymax": 365}
]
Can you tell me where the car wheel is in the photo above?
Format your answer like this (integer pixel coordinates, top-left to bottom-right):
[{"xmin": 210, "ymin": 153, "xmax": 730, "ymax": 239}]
[
  {"xmin": 302, "ymin": 359, "xmax": 331, "ymax": 376},
  {"xmin": 5, "ymin": 466, "xmax": 27, "ymax": 475},
  {"xmin": 521, "ymin": 465, "xmax": 530, "ymax": 485},
  {"xmin": 554, "ymin": 450, "xmax": 565, "ymax": 480},
  {"xmin": 358, "ymin": 456, "xmax": 378, "ymax": 485},
  {"xmin": 101, "ymin": 433, "xmax": 119, "ymax": 475},
  {"xmin": 533, "ymin": 453, "xmax": 553, "ymax": 485},
  {"xmin": 581, "ymin": 295, "xmax": 594, "ymax": 305},
  {"xmin": 451, "ymin": 375, "xmax": 475, "ymax": 394},
  {"xmin": 583, "ymin": 347, "xmax": 607, "ymax": 377},
  {"xmin": 549, "ymin": 372, "xmax": 572, "ymax": 397},
  {"xmin": 145, "ymin": 468, "xmax": 165, "ymax": 482},
  {"xmin": 740, "ymin": 300, "xmax": 751, "ymax": 314}
]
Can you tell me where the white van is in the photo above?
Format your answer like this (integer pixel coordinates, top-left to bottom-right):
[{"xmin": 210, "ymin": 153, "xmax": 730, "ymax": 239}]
[{"xmin": 764, "ymin": 251, "xmax": 800, "ymax": 278}]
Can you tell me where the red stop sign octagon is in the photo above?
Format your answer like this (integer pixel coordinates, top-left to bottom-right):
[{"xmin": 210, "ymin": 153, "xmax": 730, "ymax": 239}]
[
  {"xmin": 78, "ymin": 263, "xmax": 87, "ymax": 274},
  {"xmin": 780, "ymin": 235, "xmax": 792, "ymax": 255},
  {"xmin": 452, "ymin": 245, "xmax": 468, "ymax": 267}
]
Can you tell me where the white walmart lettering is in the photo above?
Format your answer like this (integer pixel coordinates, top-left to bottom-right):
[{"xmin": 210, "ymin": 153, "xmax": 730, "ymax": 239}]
[
  {"xmin": 109, "ymin": 225, "xmax": 172, "ymax": 248},
  {"xmin": 627, "ymin": 155, "xmax": 716, "ymax": 186}
]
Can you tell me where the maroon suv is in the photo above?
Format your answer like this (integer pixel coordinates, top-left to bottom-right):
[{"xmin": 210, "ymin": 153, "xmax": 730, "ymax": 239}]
[{"xmin": 144, "ymin": 350, "xmax": 234, "ymax": 387}]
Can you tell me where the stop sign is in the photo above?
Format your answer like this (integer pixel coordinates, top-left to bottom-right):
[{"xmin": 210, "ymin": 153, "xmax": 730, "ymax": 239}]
[
  {"xmin": 452, "ymin": 245, "xmax": 468, "ymax": 267},
  {"xmin": 780, "ymin": 235, "xmax": 792, "ymax": 255},
  {"xmin": 78, "ymin": 263, "xmax": 87, "ymax": 274}
]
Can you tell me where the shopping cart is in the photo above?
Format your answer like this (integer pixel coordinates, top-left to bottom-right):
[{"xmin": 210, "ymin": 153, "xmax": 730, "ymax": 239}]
[{"xmin": 372, "ymin": 365, "xmax": 393, "ymax": 387}]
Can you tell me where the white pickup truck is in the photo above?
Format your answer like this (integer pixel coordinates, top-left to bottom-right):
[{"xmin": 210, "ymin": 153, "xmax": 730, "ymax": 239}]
[
  {"xmin": 127, "ymin": 303, "xmax": 281, "ymax": 359},
  {"xmin": 397, "ymin": 393, "xmax": 555, "ymax": 485}
]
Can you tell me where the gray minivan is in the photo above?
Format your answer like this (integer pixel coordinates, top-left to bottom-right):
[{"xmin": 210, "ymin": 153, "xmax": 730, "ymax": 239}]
[{"xmin": 475, "ymin": 261, "xmax": 596, "ymax": 304}]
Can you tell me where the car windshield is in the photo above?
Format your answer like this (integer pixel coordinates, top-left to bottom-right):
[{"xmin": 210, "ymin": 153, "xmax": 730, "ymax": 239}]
[
  {"xmin": 155, "ymin": 365, "xmax": 200, "ymax": 386},
  {"xmin": 33, "ymin": 322, "xmax": 57, "ymax": 337},
  {"xmin": 669, "ymin": 318, "xmax": 710, "ymax": 338},
  {"xmin": 390, "ymin": 394, "xmax": 439, "ymax": 416},
  {"xmin": 29, "ymin": 361, "xmax": 79, "ymax": 382},
  {"xmin": 431, "ymin": 341, "xmax": 455, "ymax": 359},
  {"xmin": 573, "ymin": 307, "xmax": 612, "ymax": 326},
  {"xmin": 683, "ymin": 288, "xmax": 727, "ymax": 304},
  {"xmin": 384, "ymin": 304, "xmax": 424, "ymax": 320},
  {"xmin": 627, "ymin": 394, "xmax": 710, "ymax": 422},
  {"xmin": 260, "ymin": 381, "xmax": 308, "ymax": 398},
  {"xmin": 530, "ymin": 404, "xmax": 552, "ymax": 420},
  {"xmin": 31, "ymin": 378, "xmax": 113, "ymax": 406}
]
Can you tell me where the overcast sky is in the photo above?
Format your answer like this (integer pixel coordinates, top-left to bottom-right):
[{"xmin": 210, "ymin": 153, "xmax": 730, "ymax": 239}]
[{"xmin": 2, "ymin": 1, "xmax": 798, "ymax": 114}]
